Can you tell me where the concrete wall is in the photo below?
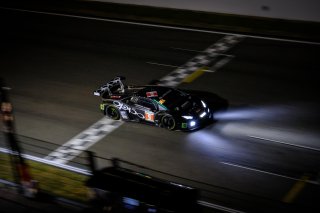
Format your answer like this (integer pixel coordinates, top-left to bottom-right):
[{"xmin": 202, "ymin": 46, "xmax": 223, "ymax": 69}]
[{"xmin": 95, "ymin": 0, "xmax": 320, "ymax": 22}]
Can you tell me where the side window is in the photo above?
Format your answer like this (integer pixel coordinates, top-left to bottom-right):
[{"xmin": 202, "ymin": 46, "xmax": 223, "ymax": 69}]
[
  {"xmin": 122, "ymin": 97, "xmax": 133, "ymax": 105},
  {"xmin": 129, "ymin": 96, "xmax": 139, "ymax": 104},
  {"xmin": 137, "ymin": 98, "xmax": 157, "ymax": 111}
]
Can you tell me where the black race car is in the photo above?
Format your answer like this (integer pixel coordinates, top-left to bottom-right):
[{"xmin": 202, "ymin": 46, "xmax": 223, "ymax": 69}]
[{"xmin": 93, "ymin": 76, "xmax": 212, "ymax": 131}]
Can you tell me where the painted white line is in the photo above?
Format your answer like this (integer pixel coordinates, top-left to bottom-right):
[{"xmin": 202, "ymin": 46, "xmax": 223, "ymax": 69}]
[
  {"xmin": 0, "ymin": 178, "xmax": 18, "ymax": 187},
  {"xmin": 221, "ymin": 161, "xmax": 319, "ymax": 185},
  {"xmin": 146, "ymin": 61, "xmax": 215, "ymax": 72},
  {"xmin": 201, "ymin": 68, "xmax": 215, "ymax": 73},
  {"xmin": 210, "ymin": 57, "xmax": 233, "ymax": 71},
  {"xmin": 171, "ymin": 47, "xmax": 202, "ymax": 53},
  {"xmin": 198, "ymin": 200, "xmax": 246, "ymax": 213},
  {"xmin": 0, "ymin": 147, "xmax": 91, "ymax": 175},
  {"xmin": 171, "ymin": 47, "xmax": 235, "ymax": 57},
  {"xmin": 1, "ymin": 86, "xmax": 12, "ymax": 90},
  {"xmin": 1, "ymin": 6, "xmax": 320, "ymax": 45},
  {"xmin": 220, "ymin": 53, "xmax": 235, "ymax": 58},
  {"xmin": 146, "ymin": 61, "xmax": 179, "ymax": 68},
  {"xmin": 248, "ymin": 135, "xmax": 320, "ymax": 152},
  {"xmin": 45, "ymin": 117, "xmax": 123, "ymax": 164}
]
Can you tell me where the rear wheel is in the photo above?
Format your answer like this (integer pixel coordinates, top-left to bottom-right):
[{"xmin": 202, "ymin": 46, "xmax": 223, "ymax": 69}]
[
  {"xmin": 161, "ymin": 115, "xmax": 176, "ymax": 130},
  {"xmin": 105, "ymin": 105, "xmax": 120, "ymax": 120}
]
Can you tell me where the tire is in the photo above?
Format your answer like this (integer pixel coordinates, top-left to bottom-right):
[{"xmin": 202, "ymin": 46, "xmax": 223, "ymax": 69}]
[
  {"xmin": 105, "ymin": 105, "xmax": 120, "ymax": 120},
  {"xmin": 161, "ymin": 115, "xmax": 176, "ymax": 130}
]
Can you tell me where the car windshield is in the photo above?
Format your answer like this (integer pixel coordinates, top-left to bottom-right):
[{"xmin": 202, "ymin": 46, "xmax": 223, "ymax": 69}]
[{"xmin": 153, "ymin": 87, "xmax": 192, "ymax": 110}]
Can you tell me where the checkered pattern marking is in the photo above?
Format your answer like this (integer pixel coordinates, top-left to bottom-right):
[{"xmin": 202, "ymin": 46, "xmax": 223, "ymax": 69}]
[
  {"xmin": 157, "ymin": 35, "xmax": 244, "ymax": 87},
  {"xmin": 45, "ymin": 35, "xmax": 244, "ymax": 164},
  {"xmin": 45, "ymin": 118, "xmax": 122, "ymax": 164}
]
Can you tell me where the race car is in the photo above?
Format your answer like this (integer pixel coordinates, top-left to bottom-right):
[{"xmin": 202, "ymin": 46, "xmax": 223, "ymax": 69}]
[{"xmin": 93, "ymin": 76, "xmax": 212, "ymax": 131}]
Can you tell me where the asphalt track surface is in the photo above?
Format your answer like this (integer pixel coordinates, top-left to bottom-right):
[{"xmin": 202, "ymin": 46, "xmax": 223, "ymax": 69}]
[{"xmin": 1, "ymin": 8, "xmax": 320, "ymax": 213}]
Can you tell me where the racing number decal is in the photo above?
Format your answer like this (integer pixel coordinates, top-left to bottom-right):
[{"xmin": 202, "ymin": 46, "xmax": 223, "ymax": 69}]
[{"xmin": 145, "ymin": 111, "xmax": 155, "ymax": 122}]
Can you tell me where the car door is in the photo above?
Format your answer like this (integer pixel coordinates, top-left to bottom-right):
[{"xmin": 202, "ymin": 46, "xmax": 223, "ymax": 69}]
[{"xmin": 134, "ymin": 97, "xmax": 158, "ymax": 123}]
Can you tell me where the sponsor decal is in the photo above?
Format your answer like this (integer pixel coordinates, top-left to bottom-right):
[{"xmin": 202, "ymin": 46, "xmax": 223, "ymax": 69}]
[
  {"xmin": 110, "ymin": 95, "xmax": 121, "ymax": 99},
  {"xmin": 181, "ymin": 123, "xmax": 187, "ymax": 128},
  {"xmin": 145, "ymin": 111, "xmax": 155, "ymax": 122},
  {"xmin": 120, "ymin": 111, "xmax": 128, "ymax": 119},
  {"xmin": 113, "ymin": 101, "xmax": 144, "ymax": 119},
  {"xmin": 146, "ymin": 91, "xmax": 158, "ymax": 98},
  {"xmin": 159, "ymin": 99, "xmax": 166, "ymax": 104}
]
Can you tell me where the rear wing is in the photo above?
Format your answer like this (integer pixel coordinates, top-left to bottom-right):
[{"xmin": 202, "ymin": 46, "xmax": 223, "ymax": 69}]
[{"xmin": 93, "ymin": 76, "xmax": 126, "ymax": 97}]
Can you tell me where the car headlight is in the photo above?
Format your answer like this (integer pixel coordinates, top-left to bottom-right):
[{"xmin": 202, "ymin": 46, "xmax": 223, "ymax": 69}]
[
  {"xmin": 189, "ymin": 121, "xmax": 196, "ymax": 127},
  {"xmin": 182, "ymin": 115, "xmax": 193, "ymax": 120},
  {"xmin": 201, "ymin": 100, "xmax": 207, "ymax": 108}
]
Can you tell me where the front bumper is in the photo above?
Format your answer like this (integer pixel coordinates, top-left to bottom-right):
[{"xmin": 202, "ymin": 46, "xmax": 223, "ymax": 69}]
[{"xmin": 179, "ymin": 111, "xmax": 212, "ymax": 131}]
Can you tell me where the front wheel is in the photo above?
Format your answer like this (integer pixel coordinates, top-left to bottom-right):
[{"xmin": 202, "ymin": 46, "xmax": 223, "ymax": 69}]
[
  {"xmin": 161, "ymin": 115, "xmax": 176, "ymax": 130},
  {"xmin": 105, "ymin": 105, "xmax": 121, "ymax": 120}
]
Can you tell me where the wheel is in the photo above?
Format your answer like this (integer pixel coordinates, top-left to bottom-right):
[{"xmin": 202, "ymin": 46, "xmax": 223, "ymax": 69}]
[
  {"xmin": 105, "ymin": 105, "xmax": 120, "ymax": 120},
  {"xmin": 161, "ymin": 115, "xmax": 176, "ymax": 130}
]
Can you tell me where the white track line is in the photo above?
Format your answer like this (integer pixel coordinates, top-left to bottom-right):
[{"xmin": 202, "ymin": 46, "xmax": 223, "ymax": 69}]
[
  {"xmin": 1, "ymin": 6, "xmax": 320, "ymax": 45},
  {"xmin": 198, "ymin": 200, "xmax": 246, "ymax": 213},
  {"xmin": 248, "ymin": 135, "xmax": 320, "ymax": 152},
  {"xmin": 146, "ymin": 61, "xmax": 180, "ymax": 68},
  {"xmin": 146, "ymin": 61, "xmax": 215, "ymax": 72},
  {"xmin": 171, "ymin": 47, "xmax": 235, "ymax": 57},
  {"xmin": 221, "ymin": 161, "xmax": 319, "ymax": 185}
]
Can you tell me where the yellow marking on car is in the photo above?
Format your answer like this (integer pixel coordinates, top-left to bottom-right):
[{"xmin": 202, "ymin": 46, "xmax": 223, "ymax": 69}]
[
  {"xmin": 159, "ymin": 99, "xmax": 166, "ymax": 104},
  {"xmin": 100, "ymin": 104, "xmax": 105, "ymax": 110},
  {"xmin": 182, "ymin": 67, "xmax": 207, "ymax": 83},
  {"xmin": 282, "ymin": 174, "xmax": 309, "ymax": 203}
]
